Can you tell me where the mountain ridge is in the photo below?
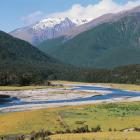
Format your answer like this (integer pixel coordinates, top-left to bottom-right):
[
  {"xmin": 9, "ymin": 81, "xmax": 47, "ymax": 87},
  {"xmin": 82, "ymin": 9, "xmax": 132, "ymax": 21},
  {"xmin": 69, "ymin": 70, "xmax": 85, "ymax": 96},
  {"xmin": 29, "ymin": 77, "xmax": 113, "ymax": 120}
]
[
  {"xmin": 64, "ymin": 5, "xmax": 140, "ymax": 38},
  {"xmin": 10, "ymin": 5, "xmax": 140, "ymax": 45},
  {"xmin": 38, "ymin": 12, "xmax": 140, "ymax": 68}
]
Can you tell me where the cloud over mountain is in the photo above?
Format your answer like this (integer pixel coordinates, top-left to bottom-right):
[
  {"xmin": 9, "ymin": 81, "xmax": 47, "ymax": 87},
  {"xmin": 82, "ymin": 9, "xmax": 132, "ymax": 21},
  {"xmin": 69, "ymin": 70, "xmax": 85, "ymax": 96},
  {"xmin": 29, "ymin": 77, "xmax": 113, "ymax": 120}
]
[{"xmin": 48, "ymin": 0, "xmax": 140, "ymax": 20}]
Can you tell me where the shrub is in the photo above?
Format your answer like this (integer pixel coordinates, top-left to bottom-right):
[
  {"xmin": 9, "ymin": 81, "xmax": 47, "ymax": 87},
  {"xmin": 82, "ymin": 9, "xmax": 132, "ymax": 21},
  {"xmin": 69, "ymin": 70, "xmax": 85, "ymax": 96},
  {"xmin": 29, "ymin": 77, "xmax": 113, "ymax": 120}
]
[{"xmin": 91, "ymin": 125, "xmax": 101, "ymax": 132}]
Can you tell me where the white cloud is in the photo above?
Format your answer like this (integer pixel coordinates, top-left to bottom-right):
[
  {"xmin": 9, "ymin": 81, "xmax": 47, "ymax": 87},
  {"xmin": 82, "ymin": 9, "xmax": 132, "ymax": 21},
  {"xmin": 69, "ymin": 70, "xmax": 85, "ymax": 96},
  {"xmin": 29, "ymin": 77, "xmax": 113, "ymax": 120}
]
[
  {"xmin": 20, "ymin": 0, "xmax": 140, "ymax": 25},
  {"xmin": 21, "ymin": 11, "xmax": 44, "ymax": 24},
  {"xmin": 48, "ymin": 0, "xmax": 140, "ymax": 20}
]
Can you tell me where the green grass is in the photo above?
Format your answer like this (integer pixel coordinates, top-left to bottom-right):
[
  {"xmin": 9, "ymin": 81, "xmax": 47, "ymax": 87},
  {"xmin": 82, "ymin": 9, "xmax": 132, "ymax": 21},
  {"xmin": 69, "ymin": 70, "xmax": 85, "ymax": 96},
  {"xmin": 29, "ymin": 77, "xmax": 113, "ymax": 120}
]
[{"xmin": 0, "ymin": 102, "xmax": 140, "ymax": 135}]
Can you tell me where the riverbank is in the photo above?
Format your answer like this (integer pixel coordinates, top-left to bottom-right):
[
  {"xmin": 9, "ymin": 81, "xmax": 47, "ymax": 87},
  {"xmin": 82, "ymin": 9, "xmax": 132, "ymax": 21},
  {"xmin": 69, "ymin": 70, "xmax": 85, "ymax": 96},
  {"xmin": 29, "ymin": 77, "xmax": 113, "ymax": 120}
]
[{"xmin": 0, "ymin": 86, "xmax": 110, "ymax": 112}]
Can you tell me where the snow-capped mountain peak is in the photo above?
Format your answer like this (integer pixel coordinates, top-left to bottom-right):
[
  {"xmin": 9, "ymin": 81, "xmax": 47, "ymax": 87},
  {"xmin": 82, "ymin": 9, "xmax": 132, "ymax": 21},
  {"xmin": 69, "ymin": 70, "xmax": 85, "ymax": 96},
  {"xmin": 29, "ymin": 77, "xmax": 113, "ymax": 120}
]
[
  {"xmin": 32, "ymin": 18, "xmax": 66, "ymax": 30},
  {"xmin": 32, "ymin": 17, "xmax": 90, "ymax": 31}
]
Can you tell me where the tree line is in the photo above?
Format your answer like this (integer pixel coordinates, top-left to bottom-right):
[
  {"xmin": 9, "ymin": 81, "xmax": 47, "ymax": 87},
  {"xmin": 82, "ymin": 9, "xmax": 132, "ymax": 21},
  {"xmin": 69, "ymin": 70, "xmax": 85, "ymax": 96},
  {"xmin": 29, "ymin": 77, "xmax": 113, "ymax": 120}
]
[{"xmin": 0, "ymin": 64, "xmax": 140, "ymax": 86}]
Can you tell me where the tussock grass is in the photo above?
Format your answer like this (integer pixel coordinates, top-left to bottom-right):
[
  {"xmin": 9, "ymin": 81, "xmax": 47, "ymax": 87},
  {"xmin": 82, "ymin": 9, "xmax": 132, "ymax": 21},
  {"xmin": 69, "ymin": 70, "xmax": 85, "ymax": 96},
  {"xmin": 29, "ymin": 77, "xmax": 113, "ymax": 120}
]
[{"xmin": 50, "ymin": 132, "xmax": 140, "ymax": 140}]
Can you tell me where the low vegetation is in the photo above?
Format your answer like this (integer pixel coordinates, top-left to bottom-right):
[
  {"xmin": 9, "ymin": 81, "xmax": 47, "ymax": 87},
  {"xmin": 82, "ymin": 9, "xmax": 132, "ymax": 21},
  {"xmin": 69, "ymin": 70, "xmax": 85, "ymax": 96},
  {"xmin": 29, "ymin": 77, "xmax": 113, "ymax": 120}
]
[{"xmin": 1, "ymin": 128, "xmax": 140, "ymax": 140}]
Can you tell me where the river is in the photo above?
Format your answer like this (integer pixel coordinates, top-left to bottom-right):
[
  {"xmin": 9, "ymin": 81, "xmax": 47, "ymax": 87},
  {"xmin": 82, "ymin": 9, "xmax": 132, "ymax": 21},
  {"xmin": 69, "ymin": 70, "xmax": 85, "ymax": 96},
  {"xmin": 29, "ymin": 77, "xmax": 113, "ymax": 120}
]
[{"xmin": 0, "ymin": 85, "xmax": 140, "ymax": 106}]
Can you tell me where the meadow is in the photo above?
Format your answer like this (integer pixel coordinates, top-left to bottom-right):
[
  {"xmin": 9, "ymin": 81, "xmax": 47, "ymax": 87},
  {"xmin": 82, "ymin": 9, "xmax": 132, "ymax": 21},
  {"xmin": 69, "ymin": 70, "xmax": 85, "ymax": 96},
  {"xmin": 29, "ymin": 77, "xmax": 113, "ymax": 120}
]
[{"xmin": 0, "ymin": 102, "xmax": 140, "ymax": 136}]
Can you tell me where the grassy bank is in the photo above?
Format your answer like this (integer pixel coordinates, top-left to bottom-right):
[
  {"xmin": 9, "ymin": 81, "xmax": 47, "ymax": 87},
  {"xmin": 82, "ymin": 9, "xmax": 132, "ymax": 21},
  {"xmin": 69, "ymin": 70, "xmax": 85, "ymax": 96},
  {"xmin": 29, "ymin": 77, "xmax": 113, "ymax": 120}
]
[
  {"xmin": 0, "ymin": 85, "xmax": 65, "ymax": 91},
  {"xmin": 0, "ymin": 102, "xmax": 140, "ymax": 135},
  {"xmin": 98, "ymin": 83, "xmax": 140, "ymax": 92},
  {"xmin": 52, "ymin": 81, "xmax": 140, "ymax": 91},
  {"xmin": 0, "ymin": 81, "xmax": 140, "ymax": 91},
  {"xmin": 0, "ymin": 86, "xmax": 48, "ymax": 91}
]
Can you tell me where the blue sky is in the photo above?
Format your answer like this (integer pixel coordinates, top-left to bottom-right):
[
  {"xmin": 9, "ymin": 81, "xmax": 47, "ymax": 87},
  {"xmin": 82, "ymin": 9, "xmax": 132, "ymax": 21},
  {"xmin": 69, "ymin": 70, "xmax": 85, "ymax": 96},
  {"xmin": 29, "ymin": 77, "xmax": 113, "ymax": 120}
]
[{"xmin": 0, "ymin": 0, "xmax": 139, "ymax": 32}]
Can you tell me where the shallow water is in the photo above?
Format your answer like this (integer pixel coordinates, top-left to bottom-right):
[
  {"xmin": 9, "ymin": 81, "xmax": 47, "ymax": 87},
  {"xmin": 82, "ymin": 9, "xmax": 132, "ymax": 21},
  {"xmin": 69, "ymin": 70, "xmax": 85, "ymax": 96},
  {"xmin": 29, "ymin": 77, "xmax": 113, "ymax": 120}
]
[{"xmin": 0, "ymin": 86, "xmax": 140, "ymax": 108}]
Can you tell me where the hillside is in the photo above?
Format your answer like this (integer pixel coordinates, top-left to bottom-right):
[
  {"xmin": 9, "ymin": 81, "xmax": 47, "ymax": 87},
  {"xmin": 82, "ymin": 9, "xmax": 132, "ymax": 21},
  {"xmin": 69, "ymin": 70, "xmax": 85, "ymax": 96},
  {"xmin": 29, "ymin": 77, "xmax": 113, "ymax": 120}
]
[
  {"xmin": 38, "ymin": 13, "xmax": 140, "ymax": 68},
  {"xmin": 0, "ymin": 31, "xmax": 56, "ymax": 64},
  {"xmin": 0, "ymin": 31, "xmax": 64, "ymax": 85}
]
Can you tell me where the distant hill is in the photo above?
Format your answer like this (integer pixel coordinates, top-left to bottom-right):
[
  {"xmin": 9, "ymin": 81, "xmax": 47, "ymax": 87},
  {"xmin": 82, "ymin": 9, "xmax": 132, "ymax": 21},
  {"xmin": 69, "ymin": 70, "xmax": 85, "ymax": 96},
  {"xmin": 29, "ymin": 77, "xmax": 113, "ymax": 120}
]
[
  {"xmin": 38, "ymin": 12, "xmax": 140, "ymax": 68},
  {"xmin": 0, "ymin": 31, "xmax": 55, "ymax": 64}
]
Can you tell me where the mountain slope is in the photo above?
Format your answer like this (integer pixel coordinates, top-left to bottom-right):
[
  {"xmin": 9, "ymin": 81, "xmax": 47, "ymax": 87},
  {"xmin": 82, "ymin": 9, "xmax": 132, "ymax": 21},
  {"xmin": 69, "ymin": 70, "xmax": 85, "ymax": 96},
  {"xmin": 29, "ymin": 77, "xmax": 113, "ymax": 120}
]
[
  {"xmin": 38, "ymin": 12, "xmax": 140, "ymax": 68},
  {"xmin": 38, "ymin": 36, "xmax": 66, "ymax": 55}
]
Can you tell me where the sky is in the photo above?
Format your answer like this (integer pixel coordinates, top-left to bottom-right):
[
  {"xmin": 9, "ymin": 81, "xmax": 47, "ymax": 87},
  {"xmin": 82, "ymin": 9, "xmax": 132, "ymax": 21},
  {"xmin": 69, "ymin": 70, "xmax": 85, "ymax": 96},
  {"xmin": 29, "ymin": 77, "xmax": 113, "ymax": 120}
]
[{"xmin": 0, "ymin": 0, "xmax": 140, "ymax": 32}]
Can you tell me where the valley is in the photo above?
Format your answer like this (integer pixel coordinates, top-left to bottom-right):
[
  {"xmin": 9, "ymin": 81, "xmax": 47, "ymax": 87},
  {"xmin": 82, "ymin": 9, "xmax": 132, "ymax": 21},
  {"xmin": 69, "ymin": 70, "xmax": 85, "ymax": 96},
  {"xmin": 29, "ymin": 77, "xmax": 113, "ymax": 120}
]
[{"xmin": 0, "ymin": 1, "xmax": 140, "ymax": 139}]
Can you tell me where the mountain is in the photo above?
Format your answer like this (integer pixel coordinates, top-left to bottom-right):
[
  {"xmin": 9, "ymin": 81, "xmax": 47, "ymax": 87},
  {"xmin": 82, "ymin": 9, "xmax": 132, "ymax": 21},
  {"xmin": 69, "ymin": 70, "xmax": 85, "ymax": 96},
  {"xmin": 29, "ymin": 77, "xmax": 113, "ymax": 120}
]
[
  {"xmin": 10, "ymin": 17, "xmax": 90, "ymax": 45},
  {"xmin": 10, "ymin": 6, "xmax": 140, "ymax": 45},
  {"xmin": 38, "ymin": 12, "xmax": 140, "ymax": 68}
]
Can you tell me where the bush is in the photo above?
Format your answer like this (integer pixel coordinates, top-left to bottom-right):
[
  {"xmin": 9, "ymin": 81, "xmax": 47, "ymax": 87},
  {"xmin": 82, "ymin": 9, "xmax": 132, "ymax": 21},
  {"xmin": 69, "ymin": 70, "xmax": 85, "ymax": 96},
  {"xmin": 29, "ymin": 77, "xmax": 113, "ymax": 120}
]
[{"xmin": 91, "ymin": 125, "xmax": 101, "ymax": 132}]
